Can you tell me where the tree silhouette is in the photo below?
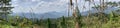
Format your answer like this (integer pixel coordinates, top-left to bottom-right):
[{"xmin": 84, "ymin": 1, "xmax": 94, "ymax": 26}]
[{"xmin": 0, "ymin": 0, "xmax": 13, "ymax": 19}]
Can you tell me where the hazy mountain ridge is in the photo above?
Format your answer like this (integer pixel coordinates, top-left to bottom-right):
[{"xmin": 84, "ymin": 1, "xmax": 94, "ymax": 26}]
[
  {"xmin": 12, "ymin": 11, "xmax": 67, "ymax": 18},
  {"xmin": 11, "ymin": 7, "xmax": 119, "ymax": 18}
]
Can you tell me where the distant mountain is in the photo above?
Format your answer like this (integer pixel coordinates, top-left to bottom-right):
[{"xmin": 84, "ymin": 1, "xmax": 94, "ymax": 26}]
[
  {"xmin": 11, "ymin": 11, "xmax": 68, "ymax": 18},
  {"xmin": 11, "ymin": 6, "xmax": 119, "ymax": 19}
]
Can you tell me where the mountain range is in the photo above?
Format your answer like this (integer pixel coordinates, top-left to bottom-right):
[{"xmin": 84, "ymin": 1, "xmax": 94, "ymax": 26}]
[{"xmin": 11, "ymin": 7, "xmax": 119, "ymax": 18}]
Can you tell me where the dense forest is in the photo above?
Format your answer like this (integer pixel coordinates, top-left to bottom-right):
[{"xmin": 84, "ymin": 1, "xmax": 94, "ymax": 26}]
[{"xmin": 0, "ymin": 0, "xmax": 120, "ymax": 28}]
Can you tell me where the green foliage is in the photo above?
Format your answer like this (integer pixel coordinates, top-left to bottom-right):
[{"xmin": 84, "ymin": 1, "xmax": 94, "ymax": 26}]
[
  {"xmin": 2, "ymin": 0, "xmax": 120, "ymax": 28},
  {"xmin": 0, "ymin": 0, "xmax": 13, "ymax": 23},
  {"xmin": 0, "ymin": 11, "xmax": 120, "ymax": 28},
  {"xmin": 47, "ymin": 18, "xmax": 51, "ymax": 28},
  {"xmin": 0, "ymin": 0, "xmax": 13, "ymax": 18}
]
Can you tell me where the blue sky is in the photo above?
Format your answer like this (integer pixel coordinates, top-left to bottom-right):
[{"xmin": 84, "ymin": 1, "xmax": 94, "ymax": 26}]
[{"xmin": 11, "ymin": 0, "xmax": 120, "ymax": 14}]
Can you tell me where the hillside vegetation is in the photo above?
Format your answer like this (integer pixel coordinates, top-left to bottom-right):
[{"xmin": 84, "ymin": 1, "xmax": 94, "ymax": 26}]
[{"xmin": 1, "ymin": 0, "xmax": 120, "ymax": 28}]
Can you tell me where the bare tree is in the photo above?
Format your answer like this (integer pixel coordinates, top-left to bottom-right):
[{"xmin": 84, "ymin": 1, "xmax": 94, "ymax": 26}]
[{"xmin": 73, "ymin": 0, "xmax": 81, "ymax": 28}]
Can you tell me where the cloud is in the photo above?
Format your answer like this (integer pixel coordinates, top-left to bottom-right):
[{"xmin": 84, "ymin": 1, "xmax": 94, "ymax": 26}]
[
  {"xmin": 12, "ymin": 0, "xmax": 120, "ymax": 13},
  {"xmin": 31, "ymin": 0, "xmax": 38, "ymax": 2},
  {"xmin": 12, "ymin": 0, "xmax": 18, "ymax": 2},
  {"xmin": 12, "ymin": 0, "xmax": 69, "ymax": 13},
  {"xmin": 33, "ymin": 0, "xmax": 68, "ymax": 13}
]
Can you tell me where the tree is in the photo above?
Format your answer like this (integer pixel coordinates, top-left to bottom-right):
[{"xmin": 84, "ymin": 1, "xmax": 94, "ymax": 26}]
[
  {"xmin": 106, "ymin": 2, "xmax": 118, "ymax": 7},
  {"xmin": 73, "ymin": 0, "xmax": 82, "ymax": 28},
  {"xmin": 61, "ymin": 16, "xmax": 67, "ymax": 28},
  {"xmin": 0, "ymin": 0, "xmax": 13, "ymax": 19}
]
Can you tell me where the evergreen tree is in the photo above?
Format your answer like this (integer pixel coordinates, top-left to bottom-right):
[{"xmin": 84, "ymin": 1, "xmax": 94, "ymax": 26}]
[
  {"xmin": 0, "ymin": 0, "xmax": 13, "ymax": 19},
  {"xmin": 61, "ymin": 16, "xmax": 67, "ymax": 28},
  {"xmin": 47, "ymin": 18, "xmax": 51, "ymax": 28}
]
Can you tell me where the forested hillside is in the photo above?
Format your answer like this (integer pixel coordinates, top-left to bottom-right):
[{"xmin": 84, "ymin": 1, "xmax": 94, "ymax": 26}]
[{"xmin": 0, "ymin": 0, "xmax": 120, "ymax": 28}]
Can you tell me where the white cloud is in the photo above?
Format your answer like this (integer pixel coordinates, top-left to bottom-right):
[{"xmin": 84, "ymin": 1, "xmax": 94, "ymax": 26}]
[
  {"xmin": 12, "ymin": 0, "xmax": 16, "ymax": 2},
  {"xmin": 31, "ymin": 0, "xmax": 36, "ymax": 2},
  {"xmin": 31, "ymin": 0, "xmax": 40, "ymax": 2},
  {"xmin": 32, "ymin": 0, "xmax": 68, "ymax": 13},
  {"xmin": 11, "ymin": 0, "xmax": 88, "ymax": 13},
  {"xmin": 12, "ymin": 0, "xmax": 120, "ymax": 13}
]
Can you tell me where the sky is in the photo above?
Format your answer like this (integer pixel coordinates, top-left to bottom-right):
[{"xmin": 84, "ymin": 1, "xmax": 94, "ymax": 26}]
[{"xmin": 11, "ymin": 0, "xmax": 120, "ymax": 14}]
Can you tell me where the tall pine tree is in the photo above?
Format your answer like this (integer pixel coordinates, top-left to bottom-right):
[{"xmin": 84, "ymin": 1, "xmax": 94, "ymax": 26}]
[{"xmin": 0, "ymin": 0, "xmax": 13, "ymax": 19}]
